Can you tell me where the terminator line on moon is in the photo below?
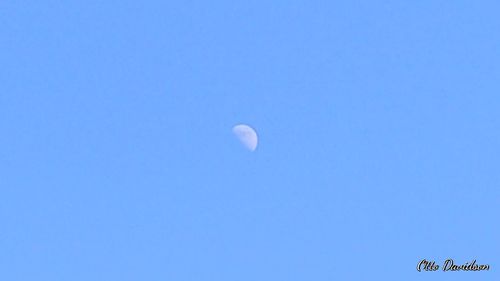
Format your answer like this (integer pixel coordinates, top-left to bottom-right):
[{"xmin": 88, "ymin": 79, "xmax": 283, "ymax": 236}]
[{"xmin": 232, "ymin": 124, "xmax": 258, "ymax": 151}]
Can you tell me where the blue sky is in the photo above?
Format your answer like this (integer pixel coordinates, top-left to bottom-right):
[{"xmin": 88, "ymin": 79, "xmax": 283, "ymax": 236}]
[{"xmin": 1, "ymin": 1, "xmax": 498, "ymax": 280}]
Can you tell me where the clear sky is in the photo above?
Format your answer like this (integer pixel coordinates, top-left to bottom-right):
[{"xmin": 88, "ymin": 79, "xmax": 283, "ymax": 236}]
[{"xmin": 1, "ymin": 1, "xmax": 498, "ymax": 280}]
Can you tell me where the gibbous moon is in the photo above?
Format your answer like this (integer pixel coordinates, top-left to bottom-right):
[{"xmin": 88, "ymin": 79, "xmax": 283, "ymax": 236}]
[{"xmin": 232, "ymin": 124, "xmax": 258, "ymax": 151}]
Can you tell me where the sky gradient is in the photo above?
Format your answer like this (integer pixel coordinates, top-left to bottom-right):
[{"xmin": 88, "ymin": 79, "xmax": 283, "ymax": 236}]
[{"xmin": 1, "ymin": 1, "xmax": 499, "ymax": 280}]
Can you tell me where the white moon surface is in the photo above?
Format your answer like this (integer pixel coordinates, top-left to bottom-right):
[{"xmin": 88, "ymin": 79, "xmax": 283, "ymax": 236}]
[{"xmin": 232, "ymin": 124, "xmax": 258, "ymax": 151}]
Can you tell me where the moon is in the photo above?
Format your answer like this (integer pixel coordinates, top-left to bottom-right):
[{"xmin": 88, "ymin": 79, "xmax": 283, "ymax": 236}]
[{"xmin": 232, "ymin": 124, "xmax": 258, "ymax": 151}]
